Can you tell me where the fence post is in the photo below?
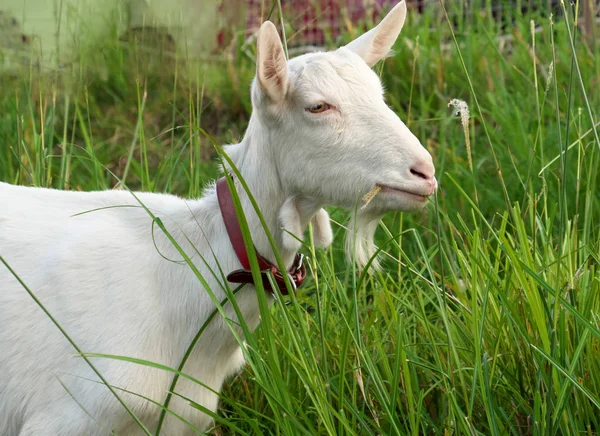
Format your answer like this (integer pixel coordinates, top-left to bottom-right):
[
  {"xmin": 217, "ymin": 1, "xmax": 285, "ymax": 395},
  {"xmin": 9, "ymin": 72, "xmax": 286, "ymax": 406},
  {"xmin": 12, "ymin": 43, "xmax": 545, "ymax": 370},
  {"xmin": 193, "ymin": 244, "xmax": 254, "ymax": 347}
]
[{"xmin": 581, "ymin": 0, "xmax": 596, "ymax": 45}]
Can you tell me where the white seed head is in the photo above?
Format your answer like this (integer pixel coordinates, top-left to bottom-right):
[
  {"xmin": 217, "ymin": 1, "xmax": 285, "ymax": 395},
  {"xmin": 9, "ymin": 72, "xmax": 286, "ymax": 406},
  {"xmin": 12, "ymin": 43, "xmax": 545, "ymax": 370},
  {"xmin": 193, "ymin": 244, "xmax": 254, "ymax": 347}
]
[{"xmin": 448, "ymin": 98, "xmax": 470, "ymax": 130}]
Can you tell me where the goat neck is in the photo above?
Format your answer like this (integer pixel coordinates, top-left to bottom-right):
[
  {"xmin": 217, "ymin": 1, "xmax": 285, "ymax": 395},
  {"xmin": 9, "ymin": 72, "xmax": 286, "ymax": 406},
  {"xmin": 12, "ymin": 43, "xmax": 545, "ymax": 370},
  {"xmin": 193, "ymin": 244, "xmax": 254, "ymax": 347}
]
[{"xmin": 222, "ymin": 117, "xmax": 322, "ymax": 269}]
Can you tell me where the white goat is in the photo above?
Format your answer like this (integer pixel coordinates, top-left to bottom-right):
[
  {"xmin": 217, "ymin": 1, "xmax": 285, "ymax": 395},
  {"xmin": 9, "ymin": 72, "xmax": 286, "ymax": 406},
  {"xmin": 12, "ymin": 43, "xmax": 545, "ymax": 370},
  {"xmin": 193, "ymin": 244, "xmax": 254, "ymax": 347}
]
[{"xmin": 0, "ymin": 2, "xmax": 436, "ymax": 434}]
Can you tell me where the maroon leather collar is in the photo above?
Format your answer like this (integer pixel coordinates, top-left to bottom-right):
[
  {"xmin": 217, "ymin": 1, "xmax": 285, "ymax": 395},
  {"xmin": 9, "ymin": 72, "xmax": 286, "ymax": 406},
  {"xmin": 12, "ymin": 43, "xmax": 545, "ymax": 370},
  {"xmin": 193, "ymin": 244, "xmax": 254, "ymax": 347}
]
[{"xmin": 216, "ymin": 177, "xmax": 306, "ymax": 295}]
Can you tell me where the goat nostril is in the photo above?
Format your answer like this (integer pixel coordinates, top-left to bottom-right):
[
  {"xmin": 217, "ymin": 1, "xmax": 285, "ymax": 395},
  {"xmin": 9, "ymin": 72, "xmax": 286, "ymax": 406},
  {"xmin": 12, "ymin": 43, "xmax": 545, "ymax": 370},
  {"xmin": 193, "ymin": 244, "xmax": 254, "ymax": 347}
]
[{"xmin": 410, "ymin": 168, "xmax": 429, "ymax": 180}]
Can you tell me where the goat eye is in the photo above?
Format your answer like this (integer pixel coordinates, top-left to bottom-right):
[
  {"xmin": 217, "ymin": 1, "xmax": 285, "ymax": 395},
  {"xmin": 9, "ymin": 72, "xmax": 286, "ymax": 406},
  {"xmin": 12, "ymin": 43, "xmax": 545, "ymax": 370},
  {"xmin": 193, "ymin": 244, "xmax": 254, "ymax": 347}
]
[{"xmin": 307, "ymin": 103, "xmax": 331, "ymax": 114}]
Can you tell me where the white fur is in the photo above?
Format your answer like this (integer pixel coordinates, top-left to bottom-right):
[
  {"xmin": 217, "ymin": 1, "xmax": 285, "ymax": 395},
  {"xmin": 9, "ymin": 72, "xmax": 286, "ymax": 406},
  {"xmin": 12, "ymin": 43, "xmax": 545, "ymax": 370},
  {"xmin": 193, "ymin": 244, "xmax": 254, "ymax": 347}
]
[
  {"xmin": 0, "ymin": 2, "xmax": 436, "ymax": 434},
  {"xmin": 279, "ymin": 197, "xmax": 333, "ymax": 251},
  {"xmin": 311, "ymin": 209, "xmax": 333, "ymax": 249}
]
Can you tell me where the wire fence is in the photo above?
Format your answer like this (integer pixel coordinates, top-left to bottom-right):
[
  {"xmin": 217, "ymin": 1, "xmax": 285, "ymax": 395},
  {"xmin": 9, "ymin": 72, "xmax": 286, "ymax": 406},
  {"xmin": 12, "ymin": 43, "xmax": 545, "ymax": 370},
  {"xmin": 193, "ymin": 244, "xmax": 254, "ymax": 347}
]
[{"xmin": 221, "ymin": 0, "xmax": 598, "ymax": 50}]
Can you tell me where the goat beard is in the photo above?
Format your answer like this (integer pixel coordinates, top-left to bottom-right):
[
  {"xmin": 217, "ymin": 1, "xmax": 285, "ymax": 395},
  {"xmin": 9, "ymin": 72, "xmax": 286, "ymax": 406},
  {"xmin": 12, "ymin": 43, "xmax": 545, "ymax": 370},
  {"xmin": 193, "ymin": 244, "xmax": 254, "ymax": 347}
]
[{"xmin": 344, "ymin": 210, "xmax": 385, "ymax": 270}]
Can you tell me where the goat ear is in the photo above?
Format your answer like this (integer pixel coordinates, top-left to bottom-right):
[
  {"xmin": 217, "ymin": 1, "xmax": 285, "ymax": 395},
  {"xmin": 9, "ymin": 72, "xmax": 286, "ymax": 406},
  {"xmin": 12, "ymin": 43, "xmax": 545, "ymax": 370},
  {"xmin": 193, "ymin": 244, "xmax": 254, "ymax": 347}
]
[
  {"xmin": 344, "ymin": 0, "xmax": 407, "ymax": 67},
  {"xmin": 256, "ymin": 21, "xmax": 288, "ymax": 102}
]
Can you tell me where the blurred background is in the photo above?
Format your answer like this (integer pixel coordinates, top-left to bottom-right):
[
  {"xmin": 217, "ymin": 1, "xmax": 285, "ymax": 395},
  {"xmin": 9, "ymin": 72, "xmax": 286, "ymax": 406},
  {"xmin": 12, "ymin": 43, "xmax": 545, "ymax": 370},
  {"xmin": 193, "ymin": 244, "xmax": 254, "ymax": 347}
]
[{"xmin": 1, "ymin": 1, "xmax": 592, "ymax": 70}]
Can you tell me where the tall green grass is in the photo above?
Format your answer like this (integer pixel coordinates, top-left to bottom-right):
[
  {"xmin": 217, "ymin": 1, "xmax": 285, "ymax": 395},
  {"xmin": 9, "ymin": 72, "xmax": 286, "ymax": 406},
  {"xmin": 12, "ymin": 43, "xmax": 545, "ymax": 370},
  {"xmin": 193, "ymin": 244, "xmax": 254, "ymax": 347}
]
[{"xmin": 1, "ymin": 1, "xmax": 599, "ymax": 434}]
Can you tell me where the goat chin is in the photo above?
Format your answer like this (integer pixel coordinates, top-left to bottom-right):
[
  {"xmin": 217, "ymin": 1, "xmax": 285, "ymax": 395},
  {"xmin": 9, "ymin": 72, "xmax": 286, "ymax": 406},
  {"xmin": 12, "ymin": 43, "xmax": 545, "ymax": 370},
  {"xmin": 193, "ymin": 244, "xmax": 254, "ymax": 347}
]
[{"xmin": 345, "ymin": 210, "xmax": 385, "ymax": 271}]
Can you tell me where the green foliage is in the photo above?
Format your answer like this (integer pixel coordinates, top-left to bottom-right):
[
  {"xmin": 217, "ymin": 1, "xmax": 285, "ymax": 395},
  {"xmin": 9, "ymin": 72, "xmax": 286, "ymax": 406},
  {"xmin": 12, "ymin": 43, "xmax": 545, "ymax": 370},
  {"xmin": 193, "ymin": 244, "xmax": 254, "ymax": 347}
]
[{"xmin": 1, "ymin": 1, "xmax": 599, "ymax": 434}]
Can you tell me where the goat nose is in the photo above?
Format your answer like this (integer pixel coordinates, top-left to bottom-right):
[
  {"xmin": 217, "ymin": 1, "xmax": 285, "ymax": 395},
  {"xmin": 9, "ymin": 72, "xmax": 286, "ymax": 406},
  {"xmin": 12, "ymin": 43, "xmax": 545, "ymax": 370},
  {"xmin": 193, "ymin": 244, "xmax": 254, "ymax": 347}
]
[
  {"xmin": 410, "ymin": 162, "xmax": 437, "ymax": 194},
  {"xmin": 409, "ymin": 162, "xmax": 435, "ymax": 181}
]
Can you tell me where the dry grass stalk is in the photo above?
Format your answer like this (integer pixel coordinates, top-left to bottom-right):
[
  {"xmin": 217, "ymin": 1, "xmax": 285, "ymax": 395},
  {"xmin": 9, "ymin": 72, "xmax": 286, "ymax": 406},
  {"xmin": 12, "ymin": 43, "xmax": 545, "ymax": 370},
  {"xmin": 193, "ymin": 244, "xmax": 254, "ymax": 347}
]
[{"xmin": 361, "ymin": 185, "xmax": 382, "ymax": 209}]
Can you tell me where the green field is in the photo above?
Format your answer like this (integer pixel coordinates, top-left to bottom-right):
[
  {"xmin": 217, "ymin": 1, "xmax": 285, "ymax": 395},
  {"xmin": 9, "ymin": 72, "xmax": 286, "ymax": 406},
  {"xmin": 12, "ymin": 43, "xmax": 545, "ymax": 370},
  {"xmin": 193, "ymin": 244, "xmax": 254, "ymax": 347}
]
[{"xmin": 1, "ymin": 1, "xmax": 599, "ymax": 434}]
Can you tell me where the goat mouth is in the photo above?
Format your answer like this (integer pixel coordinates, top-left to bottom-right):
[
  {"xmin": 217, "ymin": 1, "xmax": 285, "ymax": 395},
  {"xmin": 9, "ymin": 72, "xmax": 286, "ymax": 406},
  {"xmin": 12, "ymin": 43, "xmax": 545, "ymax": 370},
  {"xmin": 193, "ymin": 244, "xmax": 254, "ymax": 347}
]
[{"xmin": 376, "ymin": 184, "xmax": 431, "ymax": 202}]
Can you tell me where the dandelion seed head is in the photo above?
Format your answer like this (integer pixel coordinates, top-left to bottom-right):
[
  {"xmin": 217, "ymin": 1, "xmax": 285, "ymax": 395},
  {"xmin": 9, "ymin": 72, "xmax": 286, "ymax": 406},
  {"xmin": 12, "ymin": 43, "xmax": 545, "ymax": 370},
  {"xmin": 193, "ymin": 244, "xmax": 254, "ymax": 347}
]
[
  {"xmin": 448, "ymin": 99, "xmax": 470, "ymax": 129},
  {"xmin": 448, "ymin": 98, "xmax": 472, "ymax": 171}
]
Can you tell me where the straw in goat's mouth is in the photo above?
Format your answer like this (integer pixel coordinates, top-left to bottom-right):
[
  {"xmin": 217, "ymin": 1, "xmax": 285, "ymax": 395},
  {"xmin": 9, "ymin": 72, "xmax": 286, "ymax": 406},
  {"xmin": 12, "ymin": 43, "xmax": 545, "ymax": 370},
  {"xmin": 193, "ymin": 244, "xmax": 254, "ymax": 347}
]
[{"xmin": 361, "ymin": 185, "xmax": 382, "ymax": 210}]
